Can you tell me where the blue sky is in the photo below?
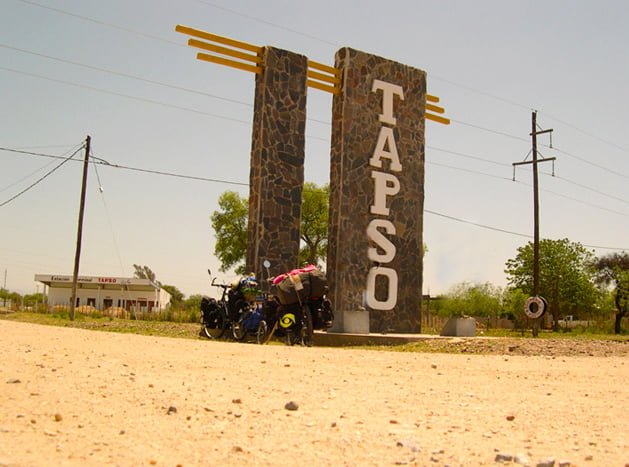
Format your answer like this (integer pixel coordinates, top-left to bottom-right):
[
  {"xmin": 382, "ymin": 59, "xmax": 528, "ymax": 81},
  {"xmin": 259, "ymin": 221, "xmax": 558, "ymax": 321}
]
[{"xmin": 1, "ymin": 0, "xmax": 628, "ymax": 297}]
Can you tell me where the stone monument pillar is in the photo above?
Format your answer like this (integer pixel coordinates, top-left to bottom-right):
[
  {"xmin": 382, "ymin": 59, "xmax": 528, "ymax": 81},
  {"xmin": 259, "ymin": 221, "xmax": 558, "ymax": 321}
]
[
  {"xmin": 327, "ymin": 48, "xmax": 426, "ymax": 333},
  {"xmin": 246, "ymin": 47, "xmax": 308, "ymax": 279}
]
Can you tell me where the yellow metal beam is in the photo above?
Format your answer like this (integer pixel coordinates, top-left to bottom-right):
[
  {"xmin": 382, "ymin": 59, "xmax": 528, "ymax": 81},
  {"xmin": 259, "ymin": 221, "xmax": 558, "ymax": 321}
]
[
  {"xmin": 196, "ymin": 53, "xmax": 262, "ymax": 74},
  {"xmin": 308, "ymin": 60, "xmax": 341, "ymax": 77},
  {"xmin": 307, "ymin": 79, "xmax": 340, "ymax": 95},
  {"xmin": 426, "ymin": 103, "xmax": 445, "ymax": 114},
  {"xmin": 176, "ymin": 25, "xmax": 261, "ymax": 54},
  {"xmin": 307, "ymin": 69, "xmax": 341, "ymax": 85},
  {"xmin": 188, "ymin": 39, "xmax": 262, "ymax": 64},
  {"xmin": 426, "ymin": 113, "xmax": 450, "ymax": 125},
  {"xmin": 176, "ymin": 24, "xmax": 449, "ymax": 116}
]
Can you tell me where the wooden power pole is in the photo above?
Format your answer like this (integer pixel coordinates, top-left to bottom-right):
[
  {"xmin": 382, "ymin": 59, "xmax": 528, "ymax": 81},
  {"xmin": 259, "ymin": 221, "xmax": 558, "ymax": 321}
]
[
  {"xmin": 70, "ymin": 135, "xmax": 91, "ymax": 321},
  {"xmin": 513, "ymin": 112, "xmax": 555, "ymax": 336}
]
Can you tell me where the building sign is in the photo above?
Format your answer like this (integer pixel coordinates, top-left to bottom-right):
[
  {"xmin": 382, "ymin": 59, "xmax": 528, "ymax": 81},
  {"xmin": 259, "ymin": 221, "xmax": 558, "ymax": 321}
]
[
  {"xmin": 328, "ymin": 48, "xmax": 427, "ymax": 333},
  {"xmin": 365, "ymin": 79, "xmax": 404, "ymax": 310}
]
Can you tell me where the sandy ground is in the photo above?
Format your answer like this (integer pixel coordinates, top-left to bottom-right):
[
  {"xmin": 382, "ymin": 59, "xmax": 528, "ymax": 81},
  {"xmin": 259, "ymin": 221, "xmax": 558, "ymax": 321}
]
[{"xmin": 0, "ymin": 320, "xmax": 627, "ymax": 467}]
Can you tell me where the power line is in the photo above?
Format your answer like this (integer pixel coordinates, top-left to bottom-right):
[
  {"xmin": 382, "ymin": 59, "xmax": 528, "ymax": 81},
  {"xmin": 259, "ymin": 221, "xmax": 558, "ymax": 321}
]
[
  {"xmin": 426, "ymin": 160, "xmax": 629, "ymax": 218},
  {"xmin": 4, "ymin": 145, "xmax": 626, "ymax": 250},
  {"xmin": 0, "ymin": 65, "xmax": 330, "ymax": 142},
  {"xmin": 1, "ymin": 146, "xmax": 248, "ymax": 186},
  {"xmin": 0, "ymin": 142, "xmax": 84, "ymax": 193},
  {"xmin": 0, "ymin": 144, "xmax": 85, "ymax": 207},
  {"xmin": 425, "ymin": 209, "xmax": 627, "ymax": 251},
  {"xmin": 191, "ymin": 0, "xmax": 340, "ymax": 47},
  {"xmin": 0, "ymin": 43, "xmax": 255, "ymax": 109},
  {"xmin": 15, "ymin": 0, "xmax": 183, "ymax": 48},
  {"xmin": 5, "ymin": 144, "xmax": 626, "ymax": 217},
  {"xmin": 15, "ymin": 0, "xmax": 628, "ymax": 157}
]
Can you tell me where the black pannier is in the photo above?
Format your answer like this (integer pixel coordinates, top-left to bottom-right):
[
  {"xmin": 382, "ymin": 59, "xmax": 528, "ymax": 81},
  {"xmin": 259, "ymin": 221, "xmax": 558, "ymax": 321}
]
[{"xmin": 275, "ymin": 270, "xmax": 328, "ymax": 305}]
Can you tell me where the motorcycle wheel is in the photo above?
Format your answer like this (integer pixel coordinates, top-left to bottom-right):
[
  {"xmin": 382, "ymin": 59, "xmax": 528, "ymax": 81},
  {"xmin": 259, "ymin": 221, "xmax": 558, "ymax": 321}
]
[
  {"xmin": 231, "ymin": 314, "xmax": 248, "ymax": 342},
  {"xmin": 202, "ymin": 309, "xmax": 227, "ymax": 339},
  {"xmin": 256, "ymin": 319, "xmax": 276, "ymax": 344}
]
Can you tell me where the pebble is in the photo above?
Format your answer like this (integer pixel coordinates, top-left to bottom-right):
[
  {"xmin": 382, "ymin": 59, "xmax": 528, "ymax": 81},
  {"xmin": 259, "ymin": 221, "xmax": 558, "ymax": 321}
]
[
  {"xmin": 396, "ymin": 440, "xmax": 421, "ymax": 453},
  {"xmin": 536, "ymin": 458, "xmax": 554, "ymax": 467},
  {"xmin": 506, "ymin": 415, "xmax": 516, "ymax": 421},
  {"xmin": 514, "ymin": 453, "xmax": 529, "ymax": 465},
  {"xmin": 6, "ymin": 379, "xmax": 21, "ymax": 384},
  {"xmin": 54, "ymin": 414, "xmax": 62, "ymax": 422},
  {"xmin": 284, "ymin": 401, "xmax": 299, "ymax": 411},
  {"xmin": 495, "ymin": 452, "xmax": 514, "ymax": 462},
  {"xmin": 232, "ymin": 398, "xmax": 242, "ymax": 404},
  {"xmin": 166, "ymin": 406, "xmax": 177, "ymax": 415}
]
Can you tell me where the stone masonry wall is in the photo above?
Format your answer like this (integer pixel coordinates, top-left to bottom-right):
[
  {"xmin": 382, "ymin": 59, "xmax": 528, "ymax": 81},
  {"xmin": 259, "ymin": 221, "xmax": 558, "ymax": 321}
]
[
  {"xmin": 327, "ymin": 48, "xmax": 426, "ymax": 333},
  {"xmin": 246, "ymin": 47, "xmax": 308, "ymax": 279}
]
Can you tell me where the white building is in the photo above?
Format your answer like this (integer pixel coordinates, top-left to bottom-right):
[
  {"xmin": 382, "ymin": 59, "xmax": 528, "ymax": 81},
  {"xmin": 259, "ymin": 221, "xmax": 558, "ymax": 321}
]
[{"xmin": 35, "ymin": 274, "xmax": 171, "ymax": 312}]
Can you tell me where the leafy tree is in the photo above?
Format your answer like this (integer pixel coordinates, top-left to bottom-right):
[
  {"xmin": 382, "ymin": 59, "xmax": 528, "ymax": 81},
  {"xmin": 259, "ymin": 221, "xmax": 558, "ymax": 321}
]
[
  {"xmin": 504, "ymin": 238, "xmax": 599, "ymax": 331},
  {"xmin": 502, "ymin": 287, "xmax": 529, "ymax": 332},
  {"xmin": 593, "ymin": 252, "xmax": 629, "ymax": 334},
  {"xmin": 133, "ymin": 264, "xmax": 159, "ymax": 284},
  {"xmin": 211, "ymin": 191, "xmax": 249, "ymax": 274},
  {"xmin": 437, "ymin": 282, "xmax": 503, "ymax": 319},
  {"xmin": 161, "ymin": 284, "xmax": 184, "ymax": 308},
  {"xmin": 183, "ymin": 294, "xmax": 204, "ymax": 311},
  {"xmin": 211, "ymin": 183, "xmax": 330, "ymax": 273},
  {"xmin": 299, "ymin": 183, "xmax": 329, "ymax": 266}
]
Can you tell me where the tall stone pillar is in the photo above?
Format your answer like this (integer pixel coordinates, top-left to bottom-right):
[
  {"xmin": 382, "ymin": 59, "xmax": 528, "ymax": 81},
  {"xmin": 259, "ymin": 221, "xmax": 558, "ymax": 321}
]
[
  {"xmin": 328, "ymin": 48, "xmax": 426, "ymax": 333},
  {"xmin": 246, "ymin": 47, "xmax": 308, "ymax": 279}
]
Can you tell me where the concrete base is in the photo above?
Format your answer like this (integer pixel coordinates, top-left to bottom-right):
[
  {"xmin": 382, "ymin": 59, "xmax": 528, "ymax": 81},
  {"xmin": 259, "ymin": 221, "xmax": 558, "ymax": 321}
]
[
  {"xmin": 440, "ymin": 317, "xmax": 476, "ymax": 337},
  {"xmin": 338, "ymin": 310, "xmax": 370, "ymax": 334}
]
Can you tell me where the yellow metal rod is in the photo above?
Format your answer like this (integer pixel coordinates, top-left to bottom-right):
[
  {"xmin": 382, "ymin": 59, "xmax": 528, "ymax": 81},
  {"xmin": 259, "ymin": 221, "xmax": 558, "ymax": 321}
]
[
  {"xmin": 426, "ymin": 113, "xmax": 450, "ymax": 125},
  {"xmin": 426, "ymin": 94, "xmax": 440, "ymax": 103},
  {"xmin": 307, "ymin": 69, "xmax": 341, "ymax": 85},
  {"xmin": 188, "ymin": 39, "xmax": 262, "ymax": 64},
  {"xmin": 196, "ymin": 53, "xmax": 262, "ymax": 74},
  {"xmin": 426, "ymin": 103, "xmax": 445, "ymax": 114},
  {"xmin": 308, "ymin": 60, "xmax": 340, "ymax": 77},
  {"xmin": 307, "ymin": 79, "xmax": 340, "ymax": 95},
  {"xmin": 176, "ymin": 25, "xmax": 261, "ymax": 54}
]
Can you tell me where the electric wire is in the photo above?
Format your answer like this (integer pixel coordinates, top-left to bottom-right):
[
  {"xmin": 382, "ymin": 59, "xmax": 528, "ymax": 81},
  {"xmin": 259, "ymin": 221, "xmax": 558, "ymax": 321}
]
[
  {"xmin": 90, "ymin": 153, "xmax": 131, "ymax": 290},
  {"xmin": 3, "ymin": 145, "xmax": 626, "ymax": 250},
  {"xmin": 0, "ymin": 66, "xmax": 330, "ymax": 142},
  {"xmin": 0, "ymin": 142, "xmax": 84, "ymax": 194},
  {"xmin": 14, "ymin": 0, "xmax": 628, "ymax": 156},
  {"xmin": 425, "ymin": 209, "xmax": 627, "ymax": 251},
  {"xmin": 0, "ymin": 144, "xmax": 85, "ymax": 207},
  {"xmin": 4, "ymin": 145, "xmax": 626, "ymax": 217},
  {"xmin": 15, "ymin": 0, "xmax": 183, "ymax": 48}
]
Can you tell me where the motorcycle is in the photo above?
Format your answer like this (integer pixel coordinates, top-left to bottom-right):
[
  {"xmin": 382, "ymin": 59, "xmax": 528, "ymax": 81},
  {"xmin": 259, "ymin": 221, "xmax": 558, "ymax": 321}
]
[{"xmin": 257, "ymin": 261, "xmax": 334, "ymax": 346}]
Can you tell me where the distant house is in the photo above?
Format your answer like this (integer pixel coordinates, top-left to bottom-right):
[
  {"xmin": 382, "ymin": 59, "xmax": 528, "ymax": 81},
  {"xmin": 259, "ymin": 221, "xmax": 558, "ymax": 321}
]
[{"xmin": 35, "ymin": 274, "xmax": 171, "ymax": 312}]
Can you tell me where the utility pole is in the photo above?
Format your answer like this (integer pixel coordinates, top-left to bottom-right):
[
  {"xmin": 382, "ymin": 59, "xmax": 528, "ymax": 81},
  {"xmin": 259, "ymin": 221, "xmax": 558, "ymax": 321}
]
[
  {"xmin": 513, "ymin": 111, "xmax": 555, "ymax": 336},
  {"xmin": 70, "ymin": 135, "xmax": 91, "ymax": 321},
  {"xmin": 2, "ymin": 269, "xmax": 6, "ymax": 307}
]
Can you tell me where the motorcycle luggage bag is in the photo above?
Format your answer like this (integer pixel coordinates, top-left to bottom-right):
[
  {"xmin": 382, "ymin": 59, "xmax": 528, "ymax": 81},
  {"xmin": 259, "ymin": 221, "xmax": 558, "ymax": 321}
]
[{"xmin": 276, "ymin": 270, "xmax": 328, "ymax": 305}]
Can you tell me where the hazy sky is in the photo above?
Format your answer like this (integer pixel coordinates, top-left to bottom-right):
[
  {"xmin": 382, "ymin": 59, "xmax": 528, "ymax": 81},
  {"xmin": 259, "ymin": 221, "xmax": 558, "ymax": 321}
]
[{"xmin": 1, "ymin": 0, "xmax": 628, "ymax": 298}]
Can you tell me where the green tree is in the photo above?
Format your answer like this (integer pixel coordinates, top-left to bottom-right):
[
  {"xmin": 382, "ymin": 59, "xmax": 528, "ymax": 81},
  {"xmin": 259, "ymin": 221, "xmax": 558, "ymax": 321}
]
[
  {"xmin": 505, "ymin": 238, "xmax": 599, "ymax": 331},
  {"xmin": 161, "ymin": 284, "xmax": 185, "ymax": 308},
  {"xmin": 183, "ymin": 294, "xmax": 204, "ymax": 311},
  {"xmin": 133, "ymin": 264, "xmax": 159, "ymax": 284},
  {"xmin": 593, "ymin": 252, "xmax": 629, "ymax": 334},
  {"xmin": 299, "ymin": 182, "xmax": 329, "ymax": 266},
  {"xmin": 211, "ymin": 191, "xmax": 249, "ymax": 274},
  {"xmin": 211, "ymin": 183, "xmax": 330, "ymax": 272},
  {"xmin": 502, "ymin": 287, "xmax": 529, "ymax": 332},
  {"xmin": 438, "ymin": 282, "xmax": 503, "ymax": 320}
]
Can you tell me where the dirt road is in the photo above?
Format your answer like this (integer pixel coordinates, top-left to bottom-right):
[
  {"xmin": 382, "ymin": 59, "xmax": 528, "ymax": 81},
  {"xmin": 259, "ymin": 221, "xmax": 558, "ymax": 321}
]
[{"xmin": 1, "ymin": 320, "xmax": 627, "ymax": 466}]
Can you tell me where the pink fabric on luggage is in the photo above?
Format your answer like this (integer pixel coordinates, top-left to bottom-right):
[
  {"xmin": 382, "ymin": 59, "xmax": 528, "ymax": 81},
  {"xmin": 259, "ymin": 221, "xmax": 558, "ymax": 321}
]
[{"xmin": 271, "ymin": 264, "xmax": 317, "ymax": 285}]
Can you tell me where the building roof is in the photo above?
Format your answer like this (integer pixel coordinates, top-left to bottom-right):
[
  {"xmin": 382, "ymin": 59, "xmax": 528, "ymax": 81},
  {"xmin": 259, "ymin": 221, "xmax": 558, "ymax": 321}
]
[{"xmin": 34, "ymin": 274, "xmax": 164, "ymax": 292}]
